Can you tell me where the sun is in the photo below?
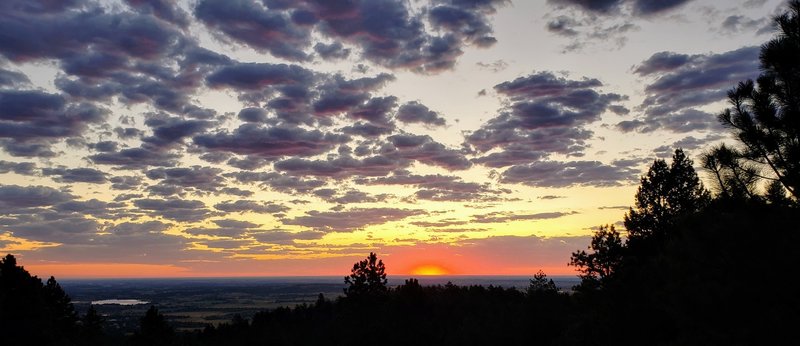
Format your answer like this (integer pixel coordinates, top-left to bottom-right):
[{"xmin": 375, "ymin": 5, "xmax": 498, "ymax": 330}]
[{"xmin": 410, "ymin": 264, "xmax": 449, "ymax": 276}]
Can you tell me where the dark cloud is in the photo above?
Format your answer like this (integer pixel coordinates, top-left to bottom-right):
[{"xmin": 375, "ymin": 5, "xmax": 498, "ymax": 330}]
[
  {"xmin": 0, "ymin": 2, "xmax": 218, "ymax": 117},
  {"xmin": 89, "ymin": 140, "xmax": 119, "ymax": 152},
  {"xmin": 272, "ymin": 134, "xmax": 470, "ymax": 177},
  {"xmin": 194, "ymin": 123, "xmax": 350, "ymax": 160},
  {"xmin": 428, "ymin": 1, "xmax": 504, "ymax": 47},
  {"xmin": 145, "ymin": 166, "xmax": 225, "ymax": 196},
  {"xmin": 194, "ymin": 0, "xmax": 504, "ymax": 73},
  {"xmin": 621, "ymin": 46, "xmax": 760, "ymax": 133},
  {"xmin": 467, "ymin": 71, "xmax": 624, "ymax": 168},
  {"xmin": 283, "ymin": 207, "xmax": 427, "ymax": 232},
  {"xmin": 312, "ymin": 189, "xmax": 390, "ymax": 204},
  {"xmin": 133, "ymin": 198, "xmax": 214, "ymax": 222},
  {"xmin": 214, "ymin": 200, "xmax": 289, "ymax": 214},
  {"xmin": 124, "ymin": 0, "xmax": 191, "ymax": 28},
  {"xmin": 143, "ymin": 115, "xmax": 216, "ymax": 148},
  {"xmin": 224, "ymin": 171, "xmax": 326, "ymax": 193},
  {"xmin": 719, "ymin": 15, "xmax": 769, "ymax": 35},
  {"xmin": 395, "ymin": 102, "xmax": 447, "ymax": 126},
  {"xmin": 250, "ymin": 229, "xmax": 325, "ymax": 245},
  {"xmin": 88, "ymin": 146, "xmax": 180, "ymax": 169},
  {"xmin": 548, "ymin": 0, "xmax": 623, "ymax": 14},
  {"xmin": 109, "ymin": 176, "xmax": 144, "ymax": 190},
  {"xmin": 312, "ymin": 73, "xmax": 395, "ymax": 117},
  {"xmin": 31, "ymin": 220, "xmax": 192, "ymax": 264},
  {"xmin": 0, "ymin": 160, "xmax": 36, "ymax": 175},
  {"xmin": 314, "ymin": 42, "xmax": 351, "ymax": 60},
  {"xmin": 388, "ymin": 134, "xmax": 471, "ymax": 170},
  {"xmin": 539, "ymin": 195, "xmax": 565, "ymax": 200},
  {"xmin": 547, "ymin": 16, "xmax": 579, "ymax": 36},
  {"xmin": 500, "ymin": 160, "xmax": 640, "ymax": 187},
  {"xmin": 341, "ymin": 122, "xmax": 395, "ymax": 137},
  {"xmin": 358, "ymin": 170, "xmax": 508, "ymax": 202},
  {"xmin": 471, "ymin": 211, "xmax": 576, "ymax": 223},
  {"xmin": 238, "ymin": 107, "xmax": 268, "ymax": 123},
  {"xmin": 0, "ymin": 90, "xmax": 108, "ymax": 157},
  {"xmin": 1, "ymin": 213, "xmax": 101, "ymax": 244},
  {"xmin": 42, "ymin": 167, "xmax": 108, "ymax": 184},
  {"xmin": 632, "ymin": 0, "xmax": 693, "ymax": 16},
  {"xmin": 410, "ymin": 219, "xmax": 468, "ymax": 228},
  {"xmin": 652, "ymin": 134, "xmax": 724, "ymax": 157},
  {"xmin": 53, "ymin": 199, "xmax": 126, "ymax": 219},
  {"xmin": 548, "ymin": 0, "xmax": 692, "ymax": 16},
  {"xmin": 206, "ymin": 62, "xmax": 314, "ymax": 90},
  {"xmin": 0, "ymin": 66, "xmax": 29, "ymax": 87},
  {"xmin": 0, "ymin": 185, "xmax": 74, "ymax": 210},
  {"xmin": 275, "ymin": 155, "xmax": 403, "ymax": 178},
  {"xmin": 195, "ymin": 0, "xmax": 311, "ymax": 61}
]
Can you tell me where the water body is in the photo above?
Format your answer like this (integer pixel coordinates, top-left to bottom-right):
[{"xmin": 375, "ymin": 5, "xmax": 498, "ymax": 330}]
[{"xmin": 91, "ymin": 299, "xmax": 149, "ymax": 305}]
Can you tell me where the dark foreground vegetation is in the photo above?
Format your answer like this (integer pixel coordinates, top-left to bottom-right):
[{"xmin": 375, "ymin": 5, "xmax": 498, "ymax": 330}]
[{"xmin": 2, "ymin": 2, "xmax": 799, "ymax": 345}]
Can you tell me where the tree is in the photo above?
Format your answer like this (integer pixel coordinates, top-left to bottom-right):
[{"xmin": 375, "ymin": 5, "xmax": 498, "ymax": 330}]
[
  {"xmin": 78, "ymin": 305, "xmax": 105, "ymax": 346},
  {"xmin": 705, "ymin": 0, "xmax": 800, "ymax": 201},
  {"xmin": 344, "ymin": 252, "xmax": 388, "ymax": 297},
  {"xmin": 133, "ymin": 306, "xmax": 174, "ymax": 346},
  {"xmin": 527, "ymin": 270, "xmax": 557, "ymax": 295},
  {"xmin": 702, "ymin": 144, "xmax": 760, "ymax": 200},
  {"xmin": 569, "ymin": 225, "xmax": 624, "ymax": 290},
  {"xmin": 1, "ymin": 254, "xmax": 81, "ymax": 345},
  {"xmin": 625, "ymin": 149, "xmax": 710, "ymax": 249}
]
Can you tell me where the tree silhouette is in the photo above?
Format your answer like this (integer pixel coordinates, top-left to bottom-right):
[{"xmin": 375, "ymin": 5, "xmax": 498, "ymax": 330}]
[
  {"xmin": 625, "ymin": 149, "xmax": 709, "ymax": 250},
  {"xmin": 343, "ymin": 252, "xmax": 388, "ymax": 297},
  {"xmin": 702, "ymin": 144, "xmax": 759, "ymax": 200},
  {"xmin": 569, "ymin": 225, "xmax": 624, "ymax": 290},
  {"xmin": 705, "ymin": 0, "xmax": 800, "ymax": 201},
  {"xmin": 78, "ymin": 305, "xmax": 105, "ymax": 346},
  {"xmin": 133, "ymin": 306, "xmax": 174, "ymax": 346},
  {"xmin": 527, "ymin": 270, "xmax": 557, "ymax": 295},
  {"xmin": 0, "ymin": 254, "xmax": 83, "ymax": 345}
]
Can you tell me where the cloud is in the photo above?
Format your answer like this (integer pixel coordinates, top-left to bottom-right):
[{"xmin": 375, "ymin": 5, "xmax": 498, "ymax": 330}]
[
  {"xmin": 0, "ymin": 90, "xmax": 108, "ymax": 157},
  {"xmin": 213, "ymin": 200, "xmax": 289, "ymax": 214},
  {"xmin": 466, "ymin": 71, "xmax": 625, "ymax": 168},
  {"xmin": 194, "ymin": 0, "xmax": 311, "ymax": 61},
  {"xmin": 0, "ymin": 160, "xmax": 37, "ymax": 175},
  {"xmin": 133, "ymin": 198, "xmax": 214, "ymax": 222},
  {"xmin": 0, "ymin": 185, "xmax": 74, "ymax": 210},
  {"xmin": 42, "ymin": 167, "xmax": 108, "ymax": 184},
  {"xmin": 29, "ymin": 220, "xmax": 193, "ymax": 264},
  {"xmin": 88, "ymin": 146, "xmax": 180, "ymax": 169},
  {"xmin": 471, "ymin": 211, "xmax": 577, "ymax": 223},
  {"xmin": 500, "ymin": 160, "xmax": 641, "ymax": 187},
  {"xmin": 146, "ymin": 166, "xmax": 225, "ymax": 195},
  {"xmin": 314, "ymin": 42, "xmax": 351, "ymax": 60},
  {"xmin": 395, "ymin": 102, "xmax": 447, "ymax": 126},
  {"xmin": 621, "ymin": 46, "xmax": 760, "ymax": 133},
  {"xmin": 224, "ymin": 171, "xmax": 326, "ymax": 194},
  {"xmin": 205, "ymin": 62, "xmax": 314, "ymax": 91},
  {"xmin": 194, "ymin": 0, "xmax": 505, "ymax": 73},
  {"xmin": 719, "ymin": 15, "xmax": 770, "ymax": 35},
  {"xmin": 194, "ymin": 123, "xmax": 350, "ymax": 160},
  {"xmin": 283, "ymin": 207, "xmax": 427, "ymax": 232},
  {"xmin": 0, "ymin": 66, "xmax": 29, "ymax": 87},
  {"xmin": 548, "ymin": 0, "xmax": 693, "ymax": 16},
  {"xmin": 250, "ymin": 229, "xmax": 325, "ymax": 245},
  {"xmin": 124, "ymin": 0, "xmax": 191, "ymax": 28}
]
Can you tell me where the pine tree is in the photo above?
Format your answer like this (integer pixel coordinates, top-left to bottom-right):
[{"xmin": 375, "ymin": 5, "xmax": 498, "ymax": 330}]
[
  {"xmin": 706, "ymin": 0, "xmax": 800, "ymax": 201},
  {"xmin": 343, "ymin": 252, "xmax": 388, "ymax": 297}
]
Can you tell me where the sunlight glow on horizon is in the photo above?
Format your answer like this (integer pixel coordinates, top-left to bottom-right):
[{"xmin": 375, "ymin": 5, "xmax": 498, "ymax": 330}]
[{"xmin": 410, "ymin": 264, "xmax": 450, "ymax": 276}]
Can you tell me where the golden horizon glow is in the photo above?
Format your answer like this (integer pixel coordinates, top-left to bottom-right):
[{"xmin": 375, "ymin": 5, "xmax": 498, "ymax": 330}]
[{"xmin": 410, "ymin": 264, "xmax": 450, "ymax": 276}]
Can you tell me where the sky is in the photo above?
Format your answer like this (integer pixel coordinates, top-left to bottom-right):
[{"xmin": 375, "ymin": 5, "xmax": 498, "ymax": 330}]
[{"xmin": 0, "ymin": 0, "xmax": 784, "ymax": 278}]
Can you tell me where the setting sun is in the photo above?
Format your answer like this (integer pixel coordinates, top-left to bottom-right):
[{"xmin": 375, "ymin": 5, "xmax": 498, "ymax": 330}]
[{"xmin": 411, "ymin": 264, "xmax": 450, "ymax": 276}]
